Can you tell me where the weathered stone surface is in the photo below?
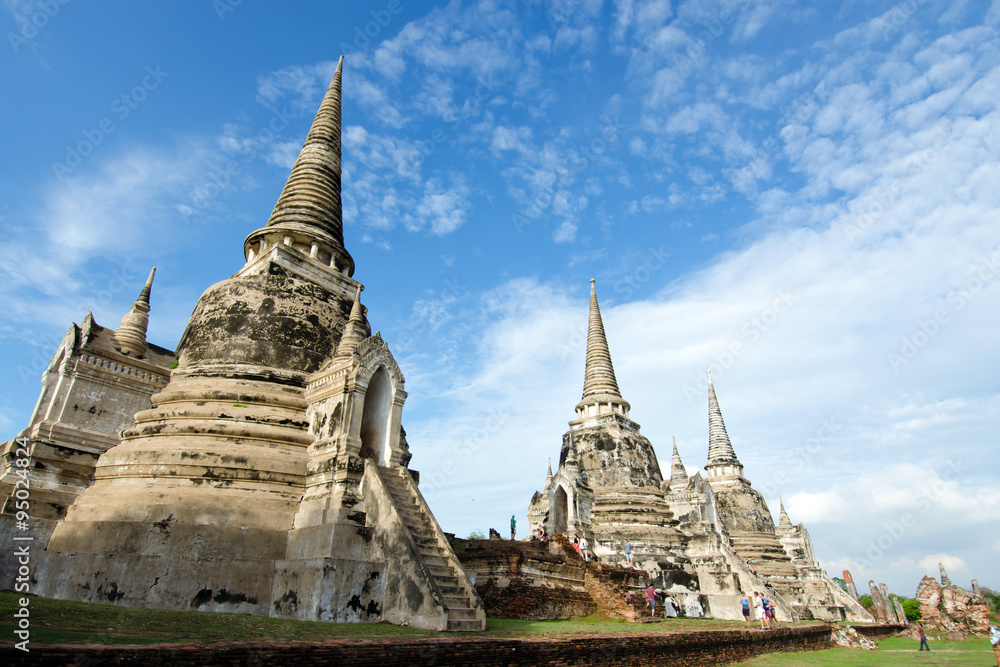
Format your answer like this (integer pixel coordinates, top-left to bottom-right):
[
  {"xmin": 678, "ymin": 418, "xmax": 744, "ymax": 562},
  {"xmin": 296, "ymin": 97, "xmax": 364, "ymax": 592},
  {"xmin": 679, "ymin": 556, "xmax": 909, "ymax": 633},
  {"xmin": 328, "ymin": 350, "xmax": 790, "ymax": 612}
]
[
  {"xmin": 892, "ymin": 596, "xmax": 908, "ymax": 626},
  {"xmin": 830, "ymin": 623, "xmax": 879, "ymax": 650},
  {"xmin": 527, "ymin": 285, "xmax": 868, "ymax": 624},
  {"xmin": 869, "ymin": 581, "xmax": 887, "ymax": 623},
  {"xmin": 564, "ymin": 423, "xmax": 663, "ymax": 488},
  {"xmin": 453, "ymin": 536, "xmax": 650, "ymax": 622},
  {"xmin": 880, "ymin": 583, "xmax": 897, "ymax": 624},
  {"xmin": 913, "ymin": 575, "xmax": 990, "ymax": 640},
  {"xmin": 844, "ymin": 570, "xmax": 860, "ymax": 601},
  {"xmin": 0, "ymin": 279, "xmax": 174, "ymax": 520},
  {"xmin": 4, "ymin": 57, "xmax": 483, "ymax": 632}
]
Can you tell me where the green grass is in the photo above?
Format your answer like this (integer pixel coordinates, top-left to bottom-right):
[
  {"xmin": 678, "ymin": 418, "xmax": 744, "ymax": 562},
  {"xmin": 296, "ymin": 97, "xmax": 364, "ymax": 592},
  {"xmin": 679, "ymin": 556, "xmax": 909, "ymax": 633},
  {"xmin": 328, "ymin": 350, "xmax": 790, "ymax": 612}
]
[
  {"xmin": 0, "ymin": 594, "xmax": 795, "ymax": 645},
  {"xmin": 735, "ymin": 636, "xmax": 996, "ymax": 666},
  {"xmin": 485, "ymin": 612, "xmax": 767, "ymax": 637},
  {"xmin": 0, "ymin": 593, "xmax": 439, "ymax": 644}
]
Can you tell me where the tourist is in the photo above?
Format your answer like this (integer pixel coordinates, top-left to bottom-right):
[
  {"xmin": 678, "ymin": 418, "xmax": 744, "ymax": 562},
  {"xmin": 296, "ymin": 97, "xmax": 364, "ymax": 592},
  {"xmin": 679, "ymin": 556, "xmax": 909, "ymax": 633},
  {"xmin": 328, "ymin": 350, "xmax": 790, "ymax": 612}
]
[
  {"xmin": 646, "ymin": 584, "xmax": 656, "ymax": 617},
  {"xmin": 510, "ymin": 514, "xmax": 516, "ymax": 540},
  {"xmin": 754, "ymin": 592, "xmax": 766, "ymax": 629},
  {"xmin": 740, "ymin": 592, "xmax": 752, "ymax": 628},
  {"xmin": 989, "ymin": 624, "xmax": 999, "ymax": 665},
  {"xmin": 572, "ymin": 534, "xmax": 581, "ymax": 553},
  {"xmin": 917, "ymin": 622, "xmax": 930, "ymax": 651},
  {"xmin": 767, "ymin": 595, "xmax": 780, "ymax": 628},
  {"xmin": 761, "ymin": 593, "xmax": 774, "ymax": 629},
  {"xmin": 579, "ymin": 535, "xmax": 590, "ymax": 562},
  {"xmin": 623, "ymin": 539, "xmax": 634, "ymax": 568}
]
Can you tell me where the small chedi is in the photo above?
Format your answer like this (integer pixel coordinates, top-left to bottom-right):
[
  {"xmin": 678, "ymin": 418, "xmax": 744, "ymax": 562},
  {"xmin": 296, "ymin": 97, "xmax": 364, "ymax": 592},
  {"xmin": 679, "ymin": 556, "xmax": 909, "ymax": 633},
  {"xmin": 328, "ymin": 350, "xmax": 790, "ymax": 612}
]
[
  {"xmin": 0, "ymin": 57, "xmax": 484, "ymax": 632},
  {"xmin": 527, "ymin": 281, "xmax": 869, "ymax": 622},
  {"xmin": 912, "ymin": 563, "xmax": 990, "ymax": 640}
]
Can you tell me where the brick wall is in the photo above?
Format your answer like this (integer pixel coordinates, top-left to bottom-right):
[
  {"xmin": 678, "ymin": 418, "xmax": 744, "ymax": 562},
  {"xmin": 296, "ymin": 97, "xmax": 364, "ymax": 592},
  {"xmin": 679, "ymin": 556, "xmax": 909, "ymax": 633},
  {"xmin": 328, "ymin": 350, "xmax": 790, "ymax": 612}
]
[
  {"xmin": 850, "ymin": 623, "xmax": 903, "ymax": 638},
  {"xmin": 4, "ymin": 625, "xmax": 833, "ymax": 666}
]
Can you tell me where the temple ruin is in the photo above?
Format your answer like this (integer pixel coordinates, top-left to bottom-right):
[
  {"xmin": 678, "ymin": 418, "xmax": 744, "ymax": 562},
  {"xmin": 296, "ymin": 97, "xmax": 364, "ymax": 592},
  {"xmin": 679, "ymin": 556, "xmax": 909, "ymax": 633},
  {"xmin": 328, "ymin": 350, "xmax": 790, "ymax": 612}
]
[
  {"xmin": 912, "ymin": 563, "xmax": 990, "ymax": 640},
  {"xmin": 527, "ymin": 281, "xmax": 870, "ymax": 622},
  {"xmin": 0, "ymin": 57, "xmax": 484, "ymax": 632}
]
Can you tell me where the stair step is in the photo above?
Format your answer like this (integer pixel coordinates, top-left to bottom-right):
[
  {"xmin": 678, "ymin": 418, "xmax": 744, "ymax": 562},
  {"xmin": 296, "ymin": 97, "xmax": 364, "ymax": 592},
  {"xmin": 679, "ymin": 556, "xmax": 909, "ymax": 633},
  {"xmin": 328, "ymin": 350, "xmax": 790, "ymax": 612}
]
[
  {"xmin": 421, "ymin": 555, "xmax": 448, "ymax": 567},
  {"xmin": 435, "ymin": 575, "xmax": 459, "ymax": 586},
  {"xmin": 427, "ymin": 565, "xmax": 454, "ymax": 577},
  {"xmin": 447, "ymin": 607, "xmax": 479, "ymax": 621},
  {"xmin": 443, "ymin": 595, "xmax": 469, "ymax": 607},
  {"xmin": 447, "ymin": 619, "xmax": 484, "ymax": 632},
  {"xmin": 438, "ymin": 585, "xmax": 463, "ymax": 595}
]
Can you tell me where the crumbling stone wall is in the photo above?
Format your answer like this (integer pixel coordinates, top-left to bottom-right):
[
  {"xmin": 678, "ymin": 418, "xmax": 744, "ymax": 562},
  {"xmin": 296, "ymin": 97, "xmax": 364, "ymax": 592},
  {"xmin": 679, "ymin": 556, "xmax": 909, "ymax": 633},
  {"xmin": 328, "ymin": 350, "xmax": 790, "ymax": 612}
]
[
  {"xmin": 7, "ymin": 626, "xmax": 836, "ymax": 667},
  {"xmin": 912, "ymin": 575, "xmax": 990, "ymax": 640},
  {"xmin": 454, "ymin": 537, "xmax": 651, "ymax": 621}
]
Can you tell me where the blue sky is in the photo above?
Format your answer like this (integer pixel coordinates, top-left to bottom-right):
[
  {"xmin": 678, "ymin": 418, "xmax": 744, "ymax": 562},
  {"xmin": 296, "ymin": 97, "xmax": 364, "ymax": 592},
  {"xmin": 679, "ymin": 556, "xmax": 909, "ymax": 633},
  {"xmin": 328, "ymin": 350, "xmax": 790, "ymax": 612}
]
[{"xmin": 2, "ymin": 0, "xmax": 998, "ymax": 597}]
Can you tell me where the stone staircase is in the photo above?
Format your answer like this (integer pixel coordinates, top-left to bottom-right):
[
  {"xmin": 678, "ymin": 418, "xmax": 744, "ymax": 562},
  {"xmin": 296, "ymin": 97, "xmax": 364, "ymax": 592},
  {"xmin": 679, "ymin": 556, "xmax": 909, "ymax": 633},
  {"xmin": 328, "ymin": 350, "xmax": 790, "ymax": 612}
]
[{"xmin": 376, "ymin": 466, "xmax": 485, "ymax": 631}]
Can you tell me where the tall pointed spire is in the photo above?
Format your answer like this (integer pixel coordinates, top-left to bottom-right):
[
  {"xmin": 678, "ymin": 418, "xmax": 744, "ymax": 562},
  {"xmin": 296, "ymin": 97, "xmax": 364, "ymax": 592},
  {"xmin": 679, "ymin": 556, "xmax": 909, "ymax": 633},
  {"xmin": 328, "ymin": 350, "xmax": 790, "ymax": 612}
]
[
  {"xmin": 113, "ymin": 267, "xmax": 155, "ymax": 357},
  {"xmin": 334, "ymin": 285, "xmax": 366, "ymax": 356},
  {"xmin": 939, "ymin": 562, "xmax": 952, "ymax": 586},
  {"xmin": 779, "ymin": 498, "xmax": 792, "ymax": 527},
  {"xmin": 669, "ymin": 436, "xmax": 688, "ymax": 486},
  {"xmin": 575, "ymin": 280, "xmax": 631, "ymax": 420},
  {"xmin": 705, "ymin": 370, "xmax": 744, "ymax": 480},
  {"xmin": 244, "ymin": 56, "xmax": 355, "ymax": 276},
  {"xmin": 582, "ymin": 279, "xmax": 622, "ymax": 399}
]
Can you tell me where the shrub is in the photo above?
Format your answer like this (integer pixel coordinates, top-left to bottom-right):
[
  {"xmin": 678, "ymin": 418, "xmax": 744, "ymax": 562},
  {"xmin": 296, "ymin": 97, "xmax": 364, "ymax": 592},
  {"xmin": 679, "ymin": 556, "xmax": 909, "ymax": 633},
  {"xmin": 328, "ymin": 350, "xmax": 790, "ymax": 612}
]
[
  {"xmin": 902, "ymin": 598, "xmax": 921, "ymax": 621},
  {"xmin": 981, "ymin": 587, "xmax": 1000, "ymax": 613}
]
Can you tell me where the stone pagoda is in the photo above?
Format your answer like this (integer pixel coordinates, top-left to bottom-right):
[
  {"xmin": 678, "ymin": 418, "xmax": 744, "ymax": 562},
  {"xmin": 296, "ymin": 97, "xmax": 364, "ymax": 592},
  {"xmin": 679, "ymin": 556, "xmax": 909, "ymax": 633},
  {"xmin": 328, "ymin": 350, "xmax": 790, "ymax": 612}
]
[
  {"xmin": 0, "ymin": 57, "xmax": 484, "ymax": 632},
  {"xmin": 527, "ymin": 281, "xmax": 869, "ymax": 622},
  {"xmin": 0, "ymin": 269, "xmax": 174, "ymax": 520}
]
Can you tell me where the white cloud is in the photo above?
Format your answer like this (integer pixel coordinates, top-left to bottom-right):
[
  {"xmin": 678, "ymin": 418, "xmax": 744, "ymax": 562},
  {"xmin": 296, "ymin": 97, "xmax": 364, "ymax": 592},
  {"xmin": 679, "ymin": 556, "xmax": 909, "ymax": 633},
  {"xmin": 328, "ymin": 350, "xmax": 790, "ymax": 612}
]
[
  {"xmin": 917, "ymin": 553, "xmax": 966, "ymax": 572},
  {"xmin": 410, "ymin": 177, "xmax": 471, "ymax": 236},
  {"xmin": 553, "ymin": 220, "xmax": 578, "ymax": 244}
]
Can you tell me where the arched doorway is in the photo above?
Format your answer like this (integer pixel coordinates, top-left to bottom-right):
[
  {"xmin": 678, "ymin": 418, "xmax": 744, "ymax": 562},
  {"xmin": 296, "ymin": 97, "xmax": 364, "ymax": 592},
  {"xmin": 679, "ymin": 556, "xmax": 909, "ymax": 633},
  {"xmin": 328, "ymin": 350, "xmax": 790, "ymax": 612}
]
[
  {"xmin": 552, "ymin": 485, "xmax": 568, "ymax": 536},
  {"xmin": 360, "ymin": 366, "xmax": 393, "ymax": 465}
]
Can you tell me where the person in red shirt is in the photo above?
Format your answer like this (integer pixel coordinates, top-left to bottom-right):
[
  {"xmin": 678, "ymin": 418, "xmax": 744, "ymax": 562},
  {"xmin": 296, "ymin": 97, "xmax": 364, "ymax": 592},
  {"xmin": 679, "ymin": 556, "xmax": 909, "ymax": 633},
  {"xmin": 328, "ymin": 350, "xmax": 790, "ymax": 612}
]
[
  {"xmin": 646, "ymin": 584, "xmax": 656, "ymax": 617},
  {"xmin": 917, "ymin": 622, "xmax": 930, "ymax": 651}
]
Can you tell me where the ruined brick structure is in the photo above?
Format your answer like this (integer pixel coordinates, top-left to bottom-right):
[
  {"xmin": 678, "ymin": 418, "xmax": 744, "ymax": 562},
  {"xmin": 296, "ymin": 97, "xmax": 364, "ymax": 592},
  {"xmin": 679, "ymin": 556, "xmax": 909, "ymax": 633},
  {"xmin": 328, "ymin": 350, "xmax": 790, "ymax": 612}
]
[
  {"xmin": 911, "ymin": 563, "xmax": 990, "ymax": 640},
  {"xmin": 527, "ymin": 282, "xmax": 870, "ymax": 622},
  {"xmin": 0, "ymin": 57, "xmax": 483, "ymax": 632}
]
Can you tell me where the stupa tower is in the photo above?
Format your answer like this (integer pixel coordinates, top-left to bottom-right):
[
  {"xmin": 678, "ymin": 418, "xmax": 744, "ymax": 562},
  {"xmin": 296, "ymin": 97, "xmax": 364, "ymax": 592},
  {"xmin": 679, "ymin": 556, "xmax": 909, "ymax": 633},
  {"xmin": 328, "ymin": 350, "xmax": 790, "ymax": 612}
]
[
  {"xmin": 702, "ymin": 373, "xmax": 798, "ymax": 580},
  {"xmin": 244, "ymin": 56, "xmax": 353, "ymax": 276},
  {"xmin": 46, "ymin": 57, "xmax": 363, "ymax": 552},
  {"xmin": 705, "ymin": 370, "xmax": 745, "ymax": 483},
  {"xmin": 38, "ymin": 57, "xmax": 484, "ymax": 631},
  {"xmin": 529, "ymin": 280, "xmax": 684, "ymax": 565},
  {"xmin": 565, "ymin": 280, "xmax": 662, "ymax": 486}
]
